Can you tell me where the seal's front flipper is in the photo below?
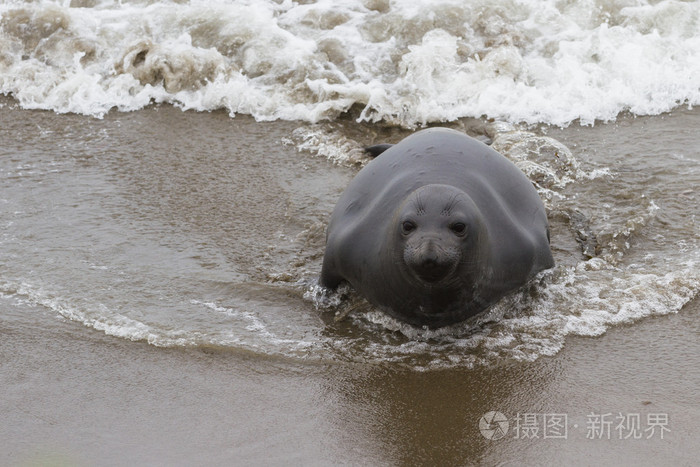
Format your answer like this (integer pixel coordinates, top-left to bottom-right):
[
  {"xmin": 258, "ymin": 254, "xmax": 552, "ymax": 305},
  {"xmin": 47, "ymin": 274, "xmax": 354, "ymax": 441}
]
[
  {"xmin": 319, "ymin": 263, "xmax": 344, "ymax": 290},
  {"xmin": 364, "ymin": 144, "xmax": 393, "ymax": 158}
]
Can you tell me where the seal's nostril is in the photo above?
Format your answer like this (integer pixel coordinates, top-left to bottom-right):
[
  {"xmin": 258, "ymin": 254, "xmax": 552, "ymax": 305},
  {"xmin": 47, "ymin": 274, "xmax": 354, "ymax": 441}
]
[
  {"xmin": 423, "ymin": 254, "xmax": 438, "ymax": 266},
  {"xmin": 412, "ymin": 254, "xmax": 452, "ymax": 283}
]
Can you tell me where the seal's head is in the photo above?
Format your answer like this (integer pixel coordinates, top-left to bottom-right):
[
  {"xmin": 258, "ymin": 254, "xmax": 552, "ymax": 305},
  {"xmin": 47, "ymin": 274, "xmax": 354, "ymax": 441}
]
[{"xmin": 395, "ymin": 184, "xmax": 487, "ymax": 288}]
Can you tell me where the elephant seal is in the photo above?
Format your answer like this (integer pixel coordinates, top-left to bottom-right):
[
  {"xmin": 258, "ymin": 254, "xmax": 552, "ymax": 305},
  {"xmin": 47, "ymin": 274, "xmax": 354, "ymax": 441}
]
[{"xmin": 319, "ymin": 128, "xmax": 554, "ymax": 328}]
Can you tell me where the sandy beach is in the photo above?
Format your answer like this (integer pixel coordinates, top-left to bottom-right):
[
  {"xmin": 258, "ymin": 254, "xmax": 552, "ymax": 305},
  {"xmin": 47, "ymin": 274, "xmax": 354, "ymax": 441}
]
[{"xmin": 3, "ymin": 292, "xmax": 699, "ymax": 466}]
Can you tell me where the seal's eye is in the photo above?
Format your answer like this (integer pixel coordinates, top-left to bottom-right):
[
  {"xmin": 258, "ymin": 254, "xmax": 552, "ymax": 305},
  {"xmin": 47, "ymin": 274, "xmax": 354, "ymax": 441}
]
[
  {"xmin": 450, "ymin": 222, "xmax": 467, "ymax": 236},
  {"xmin": 401, "ymin": 221, "xmax": 416, "ymax": 234}
]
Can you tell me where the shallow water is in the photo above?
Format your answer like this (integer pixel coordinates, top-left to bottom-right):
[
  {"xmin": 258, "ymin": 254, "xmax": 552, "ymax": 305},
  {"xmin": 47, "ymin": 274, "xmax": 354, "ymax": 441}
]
[
  {"xmin": 3, "ymin": 270, "xmax": 699, "ymax": 465},
  {"xmin": 1, "ymin": 100, "xmax": 698, "ymax": 371}
]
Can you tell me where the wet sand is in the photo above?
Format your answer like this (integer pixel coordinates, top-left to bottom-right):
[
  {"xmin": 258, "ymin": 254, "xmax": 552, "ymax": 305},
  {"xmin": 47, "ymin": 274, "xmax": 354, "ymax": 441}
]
[
  {"xmin": 2, "ymin": 294, "xmax": 698, "ymax": 465},
  {"xmin": 1, "ymin": 104, "xmax": 699, "ymax": 465},
  {"xmin": 0, "ymin": 294, "xmax": 700, "ymax": 465}
]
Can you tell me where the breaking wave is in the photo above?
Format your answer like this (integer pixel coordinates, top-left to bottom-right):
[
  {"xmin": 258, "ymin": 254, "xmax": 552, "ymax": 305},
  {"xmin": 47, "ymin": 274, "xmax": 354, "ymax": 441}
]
[{"xmin": 2, "ymin": 0, "xmax": 700, "ymax": 126}]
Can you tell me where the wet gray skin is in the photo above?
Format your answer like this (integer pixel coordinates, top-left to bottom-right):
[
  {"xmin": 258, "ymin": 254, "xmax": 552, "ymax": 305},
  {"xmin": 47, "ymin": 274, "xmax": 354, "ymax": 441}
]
[{"xmin": 320, "ymin": 128, "xmax": 554, "ymax": 328}]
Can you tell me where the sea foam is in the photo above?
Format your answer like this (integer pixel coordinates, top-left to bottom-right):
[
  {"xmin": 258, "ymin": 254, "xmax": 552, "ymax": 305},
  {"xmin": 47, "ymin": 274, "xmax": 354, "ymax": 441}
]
[{"xmin": 1, "ymin": 0, "xmax": 699, "ymax": 126}]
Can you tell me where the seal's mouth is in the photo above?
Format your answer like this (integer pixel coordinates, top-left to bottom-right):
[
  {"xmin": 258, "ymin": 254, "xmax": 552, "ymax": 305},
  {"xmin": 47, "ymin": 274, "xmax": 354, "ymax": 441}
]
[
  {"xmin": 415, "ymin": 268, "xmax": 451, "ymax": 284},
  {"xmin": 411, "ymin": 260, "xmax": 455, "ymax": 284}
]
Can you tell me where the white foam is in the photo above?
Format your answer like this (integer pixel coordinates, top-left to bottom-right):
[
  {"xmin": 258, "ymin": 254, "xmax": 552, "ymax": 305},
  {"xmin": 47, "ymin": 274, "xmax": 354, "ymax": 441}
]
[
  {"xmin": 2, "ymin": 0, "xmax": 699, "ymax": 126},
  {"xmin": 192, "ymin": 300, "xmax": 316, "ymax": 351},
  {"xmin": 1, "ymin": 279, "xmax": 175, "ymax": 344},
  {"xmin": 287, "ymin": 125, "xmax": 369, "ymax": 166},
  {"xmin": 304, "ymin": 257, "xmax": 699, "ymax": 369}
]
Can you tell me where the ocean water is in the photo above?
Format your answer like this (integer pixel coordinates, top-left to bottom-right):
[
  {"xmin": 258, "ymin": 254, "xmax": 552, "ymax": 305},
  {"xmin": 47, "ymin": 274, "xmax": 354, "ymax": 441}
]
[
  {"xmin": 1, "ymin": 0, "xmax": 699, "ymax": 370},
  {"xmin": 2, "ymin": 0, "xmax": 700, "ymax": 125}
]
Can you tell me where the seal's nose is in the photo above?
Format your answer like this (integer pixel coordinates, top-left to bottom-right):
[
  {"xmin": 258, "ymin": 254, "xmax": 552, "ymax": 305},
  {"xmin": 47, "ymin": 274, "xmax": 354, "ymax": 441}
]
[{"xmin": 412, "ymin": 240, "xmax": 453, "ymax": 283}]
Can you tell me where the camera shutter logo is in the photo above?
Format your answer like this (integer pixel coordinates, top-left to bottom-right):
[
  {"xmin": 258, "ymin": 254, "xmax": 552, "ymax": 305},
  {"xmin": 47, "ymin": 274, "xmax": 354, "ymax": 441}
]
[{"xmin": 479, "ymin": 411, "xmax": 509, "ymax": 440}]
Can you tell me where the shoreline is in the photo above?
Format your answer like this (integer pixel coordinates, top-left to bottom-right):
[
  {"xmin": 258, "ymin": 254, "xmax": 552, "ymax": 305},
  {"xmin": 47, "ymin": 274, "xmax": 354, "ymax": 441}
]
[{"xmin": 3, "ymin": 294, "xmax": 698, "ymax": 465}]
